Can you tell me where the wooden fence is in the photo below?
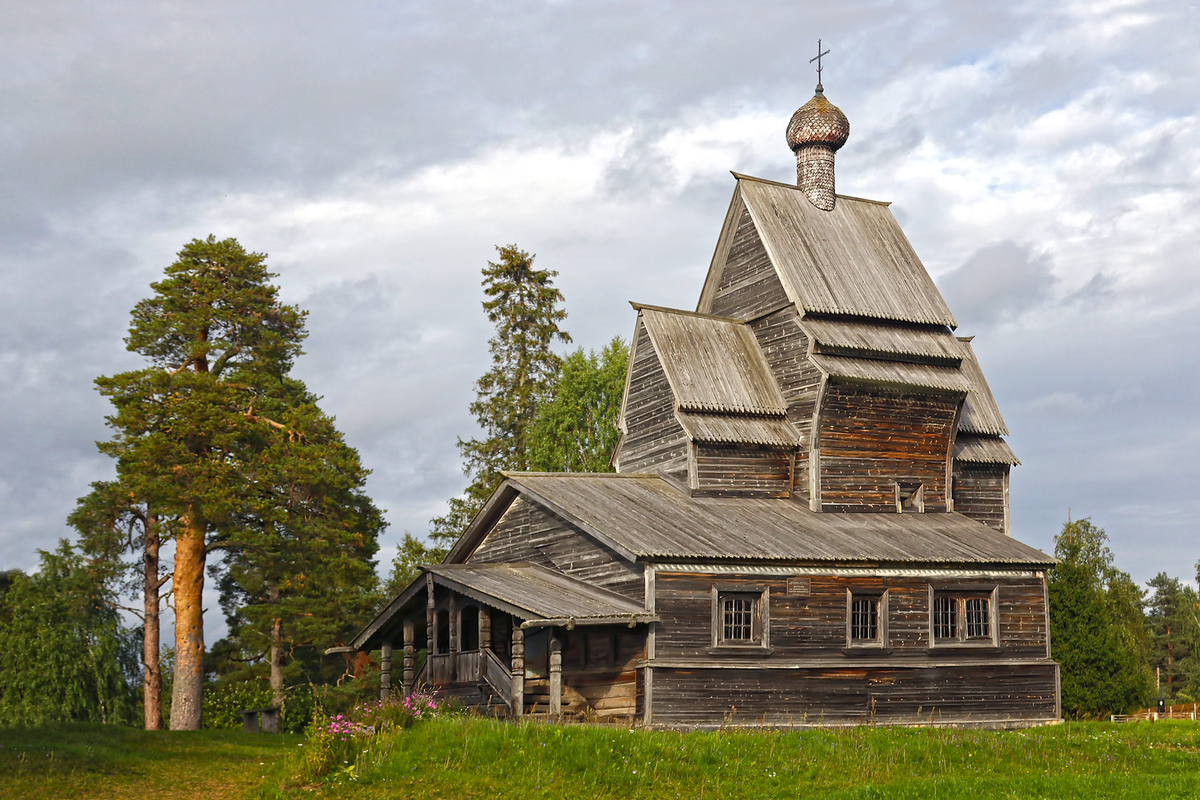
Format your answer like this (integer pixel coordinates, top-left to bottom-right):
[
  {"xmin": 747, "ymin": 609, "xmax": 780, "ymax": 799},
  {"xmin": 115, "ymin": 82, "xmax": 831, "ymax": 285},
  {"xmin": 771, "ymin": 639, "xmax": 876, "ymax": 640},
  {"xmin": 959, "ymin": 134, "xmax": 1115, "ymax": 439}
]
[{"xmin": 1111, "ymin": 703, "xmax": 1199, "ymax": 723}]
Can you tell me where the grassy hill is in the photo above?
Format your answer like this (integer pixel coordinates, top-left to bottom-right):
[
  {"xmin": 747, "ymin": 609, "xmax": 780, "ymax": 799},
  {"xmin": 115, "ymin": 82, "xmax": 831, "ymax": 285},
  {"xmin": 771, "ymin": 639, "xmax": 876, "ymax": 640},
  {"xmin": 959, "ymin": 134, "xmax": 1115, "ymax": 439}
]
[{"xmin": 3, "ymin": 717, "xmax": 1199, "ymax": 799}]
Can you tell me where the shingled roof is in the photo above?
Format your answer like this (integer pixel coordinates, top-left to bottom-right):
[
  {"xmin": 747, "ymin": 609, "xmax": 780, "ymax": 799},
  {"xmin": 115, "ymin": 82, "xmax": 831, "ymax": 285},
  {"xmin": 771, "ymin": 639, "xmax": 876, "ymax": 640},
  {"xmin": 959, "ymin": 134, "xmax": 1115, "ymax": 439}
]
[
  {"xmin": 957, "ymin": 338, "xmax": 1010, "ymax": 437},
  {"xmin": 734, "ymin": 175, "xmax": 958, "ymax": 327},
  {"xmin": 800, "ymin": 317, "xmax": 964, "ymax": 364},
  {"xmin": 637, "ymin": 305, "xmax": 786, "ymax": 415},
  {"xmin": 463, "ymin": 473, "xmax": 1052, "ymax": 567}
]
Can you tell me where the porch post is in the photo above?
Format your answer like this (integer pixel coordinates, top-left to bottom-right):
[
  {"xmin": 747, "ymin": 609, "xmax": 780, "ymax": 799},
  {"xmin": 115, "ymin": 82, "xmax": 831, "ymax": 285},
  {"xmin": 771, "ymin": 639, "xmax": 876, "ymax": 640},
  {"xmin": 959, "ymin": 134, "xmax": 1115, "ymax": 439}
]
[
  {"xmin": 402, "ymin": 619, "xmax": 415, "ymax": 696},
  {"xmin": 511, "ymin": 626, "xmax": 524, "ymax": 717},
  {"xmin": 549, "ymin": 630, "xmax": 563, "ymax": 718},
  {"xmin": 448, "ymin": 594, "xmax": 458, "ymax": 682},
  {"xmin": 479, "ymin": 607, "xmax": 491, "ymax": 680},
  {"xmin": 425, "ymin": 573, "xmax": 435, "ymax": 653},
  {"xmin": 379, "ymin": 640, "xmax": 393, "ymax": 702}
]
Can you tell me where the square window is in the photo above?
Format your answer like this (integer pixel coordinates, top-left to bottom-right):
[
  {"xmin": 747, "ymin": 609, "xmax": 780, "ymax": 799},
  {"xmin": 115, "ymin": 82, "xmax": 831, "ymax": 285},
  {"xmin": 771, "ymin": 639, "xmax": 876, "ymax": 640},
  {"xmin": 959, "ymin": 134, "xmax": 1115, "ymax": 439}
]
[
  {"xmin": 930, "ymin": 590, "xmax": 995, "ymax": 645},
  {"xmin": 895, "ymin": 481, "xmax": 924, "ymax": 513},
  {"xmin": 711, "ymin": 587, "xmax": 769, "ymax": 649}
]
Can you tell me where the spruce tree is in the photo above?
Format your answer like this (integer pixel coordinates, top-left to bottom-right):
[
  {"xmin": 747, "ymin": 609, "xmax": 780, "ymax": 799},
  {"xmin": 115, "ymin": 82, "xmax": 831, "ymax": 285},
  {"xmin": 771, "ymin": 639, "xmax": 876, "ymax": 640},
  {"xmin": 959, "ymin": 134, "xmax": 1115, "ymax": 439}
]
[
  {"xmin": 1049, "ymin": 518, "xmax": 1152, "ymax": 717},
  {"xmin": 431, "ymin": 245, "xmax": 569, "ymax": 546},
  {"xmin": 92, "ymin": 236, "xmax": 307, "ymax": 729}
]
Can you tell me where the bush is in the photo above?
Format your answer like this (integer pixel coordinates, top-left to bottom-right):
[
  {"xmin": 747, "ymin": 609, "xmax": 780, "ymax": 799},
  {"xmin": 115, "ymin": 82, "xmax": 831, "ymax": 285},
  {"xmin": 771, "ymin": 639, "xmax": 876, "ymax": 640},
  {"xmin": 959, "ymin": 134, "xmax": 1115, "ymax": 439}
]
[{"xmin": 201, "ymin": 680, "xmax": 316, "ymax": 733}]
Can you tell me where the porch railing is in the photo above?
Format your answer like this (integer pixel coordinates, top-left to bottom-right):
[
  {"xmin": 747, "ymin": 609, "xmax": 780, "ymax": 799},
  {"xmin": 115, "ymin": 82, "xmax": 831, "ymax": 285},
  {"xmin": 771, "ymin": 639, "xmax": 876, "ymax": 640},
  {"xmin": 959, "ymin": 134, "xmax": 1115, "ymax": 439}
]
[{"xmin": 480, "ymin": 648, "xmax": 513, "ymax": 706}]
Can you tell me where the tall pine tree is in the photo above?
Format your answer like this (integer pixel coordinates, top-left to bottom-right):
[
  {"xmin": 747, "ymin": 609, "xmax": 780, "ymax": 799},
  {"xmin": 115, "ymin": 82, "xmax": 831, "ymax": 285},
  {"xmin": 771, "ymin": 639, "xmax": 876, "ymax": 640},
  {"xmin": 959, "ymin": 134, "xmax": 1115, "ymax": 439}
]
[
  {"xmin": 92, "ymin": 236, "xmax": 306, "ymax": 729},
  {"xmin": 431, "ymin": 245, "xmax": 569, "ymax": 546}
]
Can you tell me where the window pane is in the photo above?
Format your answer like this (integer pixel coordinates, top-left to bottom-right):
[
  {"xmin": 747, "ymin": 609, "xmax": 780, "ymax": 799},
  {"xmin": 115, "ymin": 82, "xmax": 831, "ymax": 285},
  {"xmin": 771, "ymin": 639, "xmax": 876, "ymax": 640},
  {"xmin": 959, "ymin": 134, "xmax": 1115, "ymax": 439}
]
[
  {"xmin": 965, "ymin": 597, "xmax": 990, "ymax": 638},
  {"xmin": 851, "ymin": 597, "xmax": 878, "ymax": 641},
  {"xmin": 933, "ymin": 595, "xmax": 957, "ymax": 639},
  {"xmin": 722, "ymin": 596, "xmax": 754, "ymax": 641}
]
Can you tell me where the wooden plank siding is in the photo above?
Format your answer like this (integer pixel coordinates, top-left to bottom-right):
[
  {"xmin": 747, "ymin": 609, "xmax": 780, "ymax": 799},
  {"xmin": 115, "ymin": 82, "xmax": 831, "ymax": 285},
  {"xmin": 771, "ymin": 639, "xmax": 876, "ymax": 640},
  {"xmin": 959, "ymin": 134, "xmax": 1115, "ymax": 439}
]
[
  {"xmin": 469, "ymin": 496, "xmax": 644, "ymax": 602},
  {"xmin": 692, "ymin": 443, "xmax": 792, "ymax": 498},
  {"xmin": 616, "ymin": 319, "xmax": 689, "ymax": 481},
  {"xmin": 749, "ymin": 307, "xmax": 822, "ymax": 502},
  {"xmin": 709, "ymin": 205, "xmax": 791, "ymax": 319},
  {"xmin": 653, "ymin": 572, "xmax": 1047, "ymax": 661},
  {"xmin": 651, "ymin": 664, "xmax": 1058, "ymax": 726},
  {"xmin": 817, "ymin": 384, "xmax": 959, "ymax": 513},
  {"xmin": 953, "ymin": 465, "xmax": 1010, "ymax": 534}
]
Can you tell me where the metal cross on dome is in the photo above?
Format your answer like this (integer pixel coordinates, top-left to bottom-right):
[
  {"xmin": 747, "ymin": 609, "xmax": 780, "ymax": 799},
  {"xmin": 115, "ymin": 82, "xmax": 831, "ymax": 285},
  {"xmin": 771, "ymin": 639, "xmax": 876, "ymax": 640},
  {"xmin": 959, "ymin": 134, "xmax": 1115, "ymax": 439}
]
[{"xmin": 810, "ymin": 39, "xmax": 831, "ymax": 87}]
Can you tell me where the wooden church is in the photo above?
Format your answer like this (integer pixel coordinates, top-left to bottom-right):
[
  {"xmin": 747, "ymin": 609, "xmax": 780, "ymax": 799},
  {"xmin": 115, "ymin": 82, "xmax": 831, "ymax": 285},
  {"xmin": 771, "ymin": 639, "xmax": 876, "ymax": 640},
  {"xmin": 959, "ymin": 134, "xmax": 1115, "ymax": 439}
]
[{"xmin": 344, "ymin": 77, "xmax": 1060, "ymax": 728}]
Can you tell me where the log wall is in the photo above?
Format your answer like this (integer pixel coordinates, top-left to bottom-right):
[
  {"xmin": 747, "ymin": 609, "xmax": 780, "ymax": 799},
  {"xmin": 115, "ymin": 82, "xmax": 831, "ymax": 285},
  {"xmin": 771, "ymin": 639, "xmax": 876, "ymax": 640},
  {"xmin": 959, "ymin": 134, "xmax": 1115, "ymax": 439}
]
[
  {"xmin": 817, "ymin": 384, "xmax": 959, "ymax": 513},
  {"xmin": 749, "ymin": 307, "xmax": 821, "ymax": 501},
  {"xmin": 952, "ymin": 465, "xmax": 1009, "ymax": 534},
  {"xmin": 616, "ymin": 319, "xmax": 689, "ymax": 480},
  {"xmin": 692, "ymin": 443, "xmax": 792, "ymax": 498},
  {"xmin": 469, "ymin": 496, "xmax": 643, "ymax": 601},
  {"xmin": 709, "ymin": 205, "xmax": 790, "ymax": 319}
]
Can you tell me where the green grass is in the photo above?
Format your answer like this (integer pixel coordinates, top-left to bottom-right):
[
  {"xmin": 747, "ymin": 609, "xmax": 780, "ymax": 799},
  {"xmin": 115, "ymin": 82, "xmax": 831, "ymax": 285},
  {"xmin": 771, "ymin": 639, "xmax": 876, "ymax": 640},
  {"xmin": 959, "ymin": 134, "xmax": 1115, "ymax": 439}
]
[
  {"xmin": 0, "ymin": 723, "xmax": 301, "ymax": 800},
  {"xmin": 264, "ymin": 717, "xmax": 1200, "ymax": 800},
  {"xmin": 4, "ymin": 718, "xmax": 1198, "ymax": 800}
]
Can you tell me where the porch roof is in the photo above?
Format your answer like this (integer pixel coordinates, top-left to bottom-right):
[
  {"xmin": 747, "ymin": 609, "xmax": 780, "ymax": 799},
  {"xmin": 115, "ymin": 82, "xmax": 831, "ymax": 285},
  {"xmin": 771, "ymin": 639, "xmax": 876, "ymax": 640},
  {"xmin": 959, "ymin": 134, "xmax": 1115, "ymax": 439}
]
[{"xmin": 347, "ymin": 562, "xmax": 654, "ymax": 651}]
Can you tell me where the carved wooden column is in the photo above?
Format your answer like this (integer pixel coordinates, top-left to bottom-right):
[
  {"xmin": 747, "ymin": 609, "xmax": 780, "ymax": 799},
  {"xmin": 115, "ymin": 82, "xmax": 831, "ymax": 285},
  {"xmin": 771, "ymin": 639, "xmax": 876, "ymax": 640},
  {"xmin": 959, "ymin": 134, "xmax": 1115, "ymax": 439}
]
[
  {"xmin": 425, "ymin": 574, "xmax": 435, "ymax": 655},
  {"xmin": 379, "ymin": 640, "xmax": 393, "ymax": 702},
  {"xmin": 510, "ymin": 625, "xmax": 524, "ymax": 717},
  {"xmin": 549, "ymin": 630, "xmax": 562, "ymax": 718},
  {"xmin": 402, "ymin": 619, "xmax": 415, "ymax": 696}
]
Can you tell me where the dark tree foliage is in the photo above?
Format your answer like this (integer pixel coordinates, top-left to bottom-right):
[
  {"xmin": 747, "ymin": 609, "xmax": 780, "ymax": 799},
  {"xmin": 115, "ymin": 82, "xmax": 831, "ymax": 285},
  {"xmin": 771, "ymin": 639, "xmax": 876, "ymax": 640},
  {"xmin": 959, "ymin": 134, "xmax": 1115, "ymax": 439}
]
[
  {"xmin": 0, "ymin": 542, "xmax": 138, "ymax": 726},
  {"xmin": 1049, "ymin": 518, "xmax": 1152, "ymax": 718},
  {"xmin": 383, "ymin": 532, "xmax": 447, "ymax": 599},
  {"xmin": 213, "ymin": 378, "xmax": 385, "ymax": 707},
  {"xmin": 431, "ymin": 244, "xmax": 569, "ymax": 546},
  {"xmin": 527, "ymin": 338, "xmax": 629, "ymax": 473},
  {"xmin": 1145, "ymin": 572, "xmax": 1200, "ymax": 702}
]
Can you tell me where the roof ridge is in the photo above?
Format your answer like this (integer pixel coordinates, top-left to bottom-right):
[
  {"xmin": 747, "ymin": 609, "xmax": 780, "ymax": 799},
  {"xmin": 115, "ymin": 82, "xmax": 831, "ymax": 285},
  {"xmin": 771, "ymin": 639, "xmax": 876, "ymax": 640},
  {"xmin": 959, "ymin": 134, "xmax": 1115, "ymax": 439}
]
[
  {"xmin": 630, "ymin": 302, "xmax": 745, "ymax": 324},
  {"xmin": 504, "ymin": 471, "xmax": 662, "ymax": 479},
  {"xmin": 730, "ymin": 171, "xmax": 892, "ymax": 206}
]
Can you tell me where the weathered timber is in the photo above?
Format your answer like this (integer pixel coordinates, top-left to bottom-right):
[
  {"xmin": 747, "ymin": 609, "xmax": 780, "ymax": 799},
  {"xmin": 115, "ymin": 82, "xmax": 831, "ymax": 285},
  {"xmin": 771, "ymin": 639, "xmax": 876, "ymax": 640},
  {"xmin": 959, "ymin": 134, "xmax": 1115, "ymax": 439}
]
[
  {"xmin": 708, "ymin": 203, "xmax": 791, "ymax": 319},
  {"xmin": 691, "ymin": 442, "xmax": 793, "ymax": 497},
  {"xmin": 616, "ymin": 318, "xmax": 690, "ymax": 478},
  {"xmin": 952, "ymin": 464, "xmax": 1010, "ymax": 534},
  {"xmin": 817, "ymin": 384, "xmax": 959, "ymax": 513}
]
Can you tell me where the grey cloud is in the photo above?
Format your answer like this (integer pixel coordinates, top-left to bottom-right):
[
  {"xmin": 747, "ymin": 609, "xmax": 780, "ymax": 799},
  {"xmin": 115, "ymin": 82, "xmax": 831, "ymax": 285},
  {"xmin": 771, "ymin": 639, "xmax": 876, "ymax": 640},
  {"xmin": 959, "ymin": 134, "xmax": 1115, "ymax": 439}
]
[{"xmin": 937, "ymin": 241, "xmax": 1056, "ymax": 326}]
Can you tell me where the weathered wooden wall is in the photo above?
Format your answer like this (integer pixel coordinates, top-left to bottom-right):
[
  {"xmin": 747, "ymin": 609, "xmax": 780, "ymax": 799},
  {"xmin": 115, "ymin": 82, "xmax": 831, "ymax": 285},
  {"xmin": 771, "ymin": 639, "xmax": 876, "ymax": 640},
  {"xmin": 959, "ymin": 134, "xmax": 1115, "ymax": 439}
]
[
  {"xmin": 651, "ymin": 664, "xmax": 1058, "ymax": 726},
  {"xmin": 817, "ymin": 385, "xmax": 959, "ymax": 513},
  {"xmin": 469, "ymin": 496, "xmax": 643, "ymax": 601},
  {"xmin": 616, "ymin": 319, "xmax": 689, "ymax": 480},
  {"xmin": 749, "ymin": 308, "xmax": 821, "ymax": 501},
  {"xmin": 649, "ymin": 570, "xmax": 1054, "ymax": 725},
  {"xmin": 654, "ymin": 572, "xmax": 1048, "ymax": 662},
  {"xmin": 952, "ymin": 465, "xmax": 1009, "ymax": 534},
  {"xmin": 709, "ymin": 205, "xmax": 791, "ymax": 319},
  {"xmin": 692, "ymin": 443, "xmax": 792, "ymax": 498}
]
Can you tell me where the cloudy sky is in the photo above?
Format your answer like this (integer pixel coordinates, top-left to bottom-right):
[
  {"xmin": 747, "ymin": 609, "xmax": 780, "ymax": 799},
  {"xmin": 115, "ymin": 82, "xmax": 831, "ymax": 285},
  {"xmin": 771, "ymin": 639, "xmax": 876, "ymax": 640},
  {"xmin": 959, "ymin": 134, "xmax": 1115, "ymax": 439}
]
[{"xmin": 3, "ymin": 0, "xmax": 1198, "ymax": 639}]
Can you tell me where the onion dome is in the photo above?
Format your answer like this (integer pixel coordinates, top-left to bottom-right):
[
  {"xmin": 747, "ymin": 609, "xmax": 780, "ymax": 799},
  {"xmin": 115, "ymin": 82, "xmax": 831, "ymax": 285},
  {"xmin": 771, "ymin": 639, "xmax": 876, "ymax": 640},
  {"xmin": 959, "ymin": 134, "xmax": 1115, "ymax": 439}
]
[{"xmin": 786, "ymin": 87, "xmax": 850, "ymax": 153}]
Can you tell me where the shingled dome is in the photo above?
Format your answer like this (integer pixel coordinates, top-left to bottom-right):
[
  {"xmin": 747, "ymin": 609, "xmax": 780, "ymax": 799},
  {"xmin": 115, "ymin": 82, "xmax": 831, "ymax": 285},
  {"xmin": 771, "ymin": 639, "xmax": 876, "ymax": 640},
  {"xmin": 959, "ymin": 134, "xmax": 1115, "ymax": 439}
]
[{"xmin": 786, "ymin": 89, "xmax": 850, "ymax": 152}]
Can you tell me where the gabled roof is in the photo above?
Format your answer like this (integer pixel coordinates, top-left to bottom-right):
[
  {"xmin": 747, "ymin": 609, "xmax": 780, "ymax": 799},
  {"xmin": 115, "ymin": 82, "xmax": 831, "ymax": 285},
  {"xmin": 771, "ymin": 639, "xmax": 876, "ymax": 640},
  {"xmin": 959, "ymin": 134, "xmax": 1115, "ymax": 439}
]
[
  {"xmin": 800, "ymin": 317, "xmax": 964, "ymax": 365},
  {"xmin": 957, "ymin": 338, "xmax": 1010, "ymax": 436},
  {"xmin": 732, "ymin": 175, "xmax": 958, "ymax": 327},
  {"xmin": 470, "ymin": 473, "xmax": 1051, "ymax": 567},
  {"xmin": 636, "ymin": 304, "xmax": 787, "ymax": 415},
  {"xmin": 810, "ymin": 354, "xmax": 973, "ymax": 394},
  {"xmin": 954, "ymin": 435, "xmax": 1021, "ymax": 466}
]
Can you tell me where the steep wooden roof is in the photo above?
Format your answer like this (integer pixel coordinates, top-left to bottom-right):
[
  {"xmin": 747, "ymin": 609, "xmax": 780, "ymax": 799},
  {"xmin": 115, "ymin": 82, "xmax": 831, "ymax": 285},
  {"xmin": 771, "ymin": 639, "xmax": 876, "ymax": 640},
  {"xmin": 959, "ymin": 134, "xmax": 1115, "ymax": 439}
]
[
  {"xmin": 478, "ymin": 473, "xmax": 1051, "ymax": 566},
  {"xmin": 957, "ymin": 338, "xmax": 1010, "ymax": 436},
  {"xmin": 636, "ymin": 305, "xmax": 787, "ymax": 415},
  {"xmin": 676, "ymin": 412, "xmax": 802, "ymax": 447},
  {"xmin": 733, "ymin": 175, "xmax": 958, "ymax": 327}
]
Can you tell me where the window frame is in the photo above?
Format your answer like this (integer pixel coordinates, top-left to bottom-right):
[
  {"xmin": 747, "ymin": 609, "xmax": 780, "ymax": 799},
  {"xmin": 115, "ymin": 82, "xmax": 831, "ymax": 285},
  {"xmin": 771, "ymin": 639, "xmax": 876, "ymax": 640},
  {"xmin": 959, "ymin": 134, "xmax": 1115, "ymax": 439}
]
[
  {"xmin": 845, "ymin": 588, "xmax": 889, "ymax": 649},
  {"xmin": 709, "ymin": 585, "xmax": 771, "ymax": 652},
  {"xmin": 927, "ymin": 585, "xmax": 999, "ymax": 648},
  {"xmin": 895, "ymin": 480, "xmax": 925, "ymax": 513}
]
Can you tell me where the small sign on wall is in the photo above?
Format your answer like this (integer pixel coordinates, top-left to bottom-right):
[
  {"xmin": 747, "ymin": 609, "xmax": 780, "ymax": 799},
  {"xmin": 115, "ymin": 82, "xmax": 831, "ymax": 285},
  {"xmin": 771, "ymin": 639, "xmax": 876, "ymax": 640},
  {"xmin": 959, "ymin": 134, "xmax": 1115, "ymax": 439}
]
[{"xmin": 787, "ymin": 576, "xmax": 811, "ymax": 597}]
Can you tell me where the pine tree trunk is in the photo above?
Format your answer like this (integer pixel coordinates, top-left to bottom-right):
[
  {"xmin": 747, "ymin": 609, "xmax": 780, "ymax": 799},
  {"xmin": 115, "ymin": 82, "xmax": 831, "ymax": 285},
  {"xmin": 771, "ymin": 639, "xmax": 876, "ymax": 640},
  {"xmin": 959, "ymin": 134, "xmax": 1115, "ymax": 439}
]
[
  {"xmin": 269, "ymin": 583, "xmax": 285, "ymax": 709},
  {"xmin": 170, "ymin": 513, "xmax": 206, "ymax": 730},
  {"xmin": 143, "ymin": 511, "xmax": 162, "ymax": 730}
]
